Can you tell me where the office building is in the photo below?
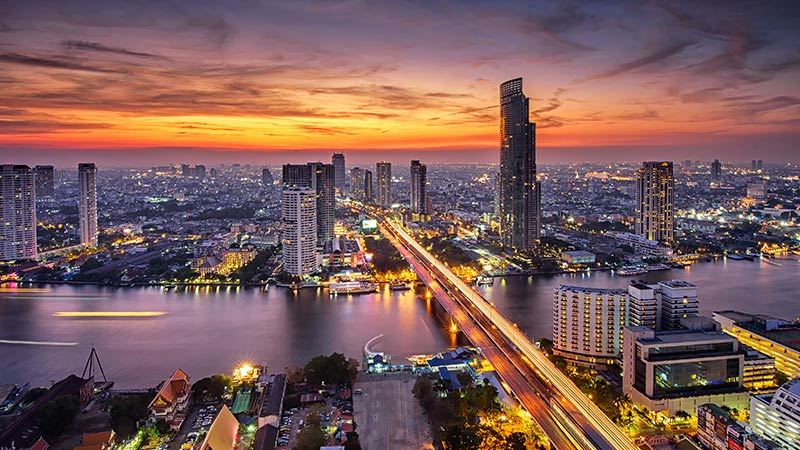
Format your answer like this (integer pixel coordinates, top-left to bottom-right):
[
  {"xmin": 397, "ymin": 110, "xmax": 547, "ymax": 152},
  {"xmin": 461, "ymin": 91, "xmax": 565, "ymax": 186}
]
[
  {"xmin": 623, "ymin": 325, "xmax": 749, "ymax": 416},
  {"xmin": 262, "ymin": 167, "xmax": 274, "ymax": 186},
  {"xmin": 552, "ymin": 286, "xmax": 627, "ymax": 369},
  {"xmin": 714, "ymin": 311, "xmax": 800, "ymax": 378},
  {"xmin": 376, "ymin": 161, "xmax": 391, "ymax": 207},
  {"xmin": 34, "ymin": 165, "xmax": 54, "ymax": 197},
  {"xmin": 363, "ymin": 169, "xmax": 373, "ymax": 203},
  {"xmin": 498, "ymin": 77, "xmax": 541, "ymax": 250},
  {"xmin": 743, "ymin": 347, "xmax": 777, "ymax": 393},
  {"xmin": 181, "ymin": 164, "xmax": 206, "ymax": 180},
  {"xmin": 747, "ymin": 181, "xmax": 767, "ymax": 200},
  {"xmin": 0, "ymin": 164, "xmax": 37, "ymax": 261},
  {"xmin": 607, "ymin": 231, "xmax": 673, "ymax": 257},
  {"xmin": 410, "ymin": 160, "xmax": 427, "ymax": 215},
  {"xmin": 634, "ymin": 161, "xmax": 674, "ymax": 243},
  {"xmin": 350, "ymin": 167, "xmax": 366, "ymax": 201},
  {"xmin": 560, "ymin": 250, "xmax": 596, "ymax": 265},
  {"xmin": 282, "ymin": 163, "xmax": 335, "ymax": 242},
  {"xmin": 626, "ymin": 281, "xmax": 659, "ymax": 329},
  {"xmin": 281, "ymin": 187, "xmax": 317, "ymax": 276},
  {"xmin": 711, "ymin": 159, "xmax": 722, "ymax": 183},
  {"xmin": 750, "ymin": 378, "xmax": 800, "ymax": 450},
  {"xmin": 658, "ymin": 280, "xmax": 699, "ymax": 330},
  {"xmin": 78, "ymin": 163, "xmax": 98, "ymax": 247},
  {"xmin": 332, "ymin": 153, "xmax": 346, "ymax": 193},
  {"xmin": 624, "ymin": 280, "xmax": 698, "ymax": 331}
]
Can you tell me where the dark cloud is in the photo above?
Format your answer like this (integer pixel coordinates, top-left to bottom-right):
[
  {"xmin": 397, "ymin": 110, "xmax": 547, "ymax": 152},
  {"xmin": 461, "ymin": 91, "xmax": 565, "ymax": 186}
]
[
  {"xmin": 0, "ymin": 52, "xmax": 127, "ymax": 74},
  {"xmin": 0, "ymin": 119, "xmax": 111, "ymax": 134},
  {"xmin": 61, "ymin": 40, "xmax": 163, "ymax": 59},
  {"xmin": 582, "ymin": 41, "xmax": 695, "ymax": 81}
]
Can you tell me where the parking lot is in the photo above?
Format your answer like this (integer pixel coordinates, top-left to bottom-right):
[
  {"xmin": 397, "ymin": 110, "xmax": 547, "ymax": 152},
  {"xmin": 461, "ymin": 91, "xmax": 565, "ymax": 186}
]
[
  {"xmin": 169, "ymin": 403, "xmax": 219, "ymax": 450},
  {"xmin": 353, "ymin": 373, "xmax": 433, "ymax": 450}
]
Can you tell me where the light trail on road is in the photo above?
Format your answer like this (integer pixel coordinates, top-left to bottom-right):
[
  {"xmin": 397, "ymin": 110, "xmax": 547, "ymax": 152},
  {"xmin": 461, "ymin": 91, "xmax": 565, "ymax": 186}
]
[{"xmin": 378, "ymin": 215, "xmax": 637, "ymax": 450}]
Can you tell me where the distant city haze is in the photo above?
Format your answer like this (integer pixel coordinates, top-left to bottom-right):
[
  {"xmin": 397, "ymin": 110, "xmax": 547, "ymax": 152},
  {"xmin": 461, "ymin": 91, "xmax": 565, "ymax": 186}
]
[{"xmin": 1, "ymin": 1, "xmax": 798, "ymax": 163}]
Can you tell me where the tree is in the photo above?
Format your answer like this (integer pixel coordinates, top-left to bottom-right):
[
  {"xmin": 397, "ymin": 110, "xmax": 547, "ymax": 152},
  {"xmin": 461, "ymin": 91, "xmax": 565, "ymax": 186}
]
[
  {"xmin": 445, "ymin": 425, "xmax": 482, "ymax": 450},
  {"xmin": 22, "ymin": 387, "xmax": 48, "ymax": 404},
  {"xmin": 192, "ymin": 374, "xmax": 232, "ymax": 400},
  {"xmin": 109, "ymin": 393, "xmax": 152, "ymax": 439},
  {"xmin": 303, "ymin": 353, "xmax": 359, "ymax": 386},
  {"xmin": 38, "ymin": 395, "xmax": 79, "ymax": 439},
  {"xmin": 80, "ymin": 257, "xmax": 103, "ymax": 272},
  {"xmin": 343, "ymin": 432, "xmax": 362, "ymax": 450},
  {"xmin": 292, "ymin": 410, "xmax": 326, "ymax": 450}
]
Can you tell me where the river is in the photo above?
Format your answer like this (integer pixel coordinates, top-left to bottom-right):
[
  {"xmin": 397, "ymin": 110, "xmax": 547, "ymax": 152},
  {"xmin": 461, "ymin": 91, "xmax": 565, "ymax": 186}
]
[{"xmin": 1, "ymin": 256, "xmax": 798, "ymax": 388}]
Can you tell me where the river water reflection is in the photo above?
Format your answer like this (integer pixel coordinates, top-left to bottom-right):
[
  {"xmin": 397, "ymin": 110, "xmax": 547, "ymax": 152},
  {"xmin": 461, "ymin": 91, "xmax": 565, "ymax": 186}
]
[{"xmin": 1, "ymin": 256, "xmax": 797, "ymax": 388}]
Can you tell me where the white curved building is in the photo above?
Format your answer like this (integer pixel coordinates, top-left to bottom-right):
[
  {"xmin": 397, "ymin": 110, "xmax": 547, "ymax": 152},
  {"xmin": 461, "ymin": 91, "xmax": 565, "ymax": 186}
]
[{"xmin": 750, "ymin": 378, "xmax": 800, "ymax": 449}]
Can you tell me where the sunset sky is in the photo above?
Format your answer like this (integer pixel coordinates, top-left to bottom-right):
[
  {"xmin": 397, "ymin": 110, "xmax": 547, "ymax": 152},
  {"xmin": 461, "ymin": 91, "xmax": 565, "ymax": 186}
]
[{"xmin": 1, "ymin": 0, "xmax": 799, "ymax": 165}]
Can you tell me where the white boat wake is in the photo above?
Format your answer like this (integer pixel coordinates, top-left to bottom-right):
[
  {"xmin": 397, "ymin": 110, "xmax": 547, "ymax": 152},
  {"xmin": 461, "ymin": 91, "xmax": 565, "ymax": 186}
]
[{"xmin": 0, "ymin": 339, "xmax": 78, "ymax": 346}]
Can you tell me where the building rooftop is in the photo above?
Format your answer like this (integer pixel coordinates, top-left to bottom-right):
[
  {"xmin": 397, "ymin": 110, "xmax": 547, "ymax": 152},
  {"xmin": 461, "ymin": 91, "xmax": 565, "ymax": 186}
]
[
  {"xmin": 716, "ymin": 310, "xmax": 800, "ymax": 352},
  {"xmin": 658, "ymin": 280, "xmax": 696, "ymax": 288},
  {"xmin": 638, "ymin": 329, "xmax": 736, "ymax": 345},
  {"xmin": 556, "ymin": 285, "xmax": 627, "ymax": 295}
]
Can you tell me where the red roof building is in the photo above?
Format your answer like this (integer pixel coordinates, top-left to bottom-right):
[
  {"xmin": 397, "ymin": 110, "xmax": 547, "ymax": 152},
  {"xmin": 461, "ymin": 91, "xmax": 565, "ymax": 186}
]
[{"xmin": 148, "ymin": 369, "xmax": 191, "ymax": 430}]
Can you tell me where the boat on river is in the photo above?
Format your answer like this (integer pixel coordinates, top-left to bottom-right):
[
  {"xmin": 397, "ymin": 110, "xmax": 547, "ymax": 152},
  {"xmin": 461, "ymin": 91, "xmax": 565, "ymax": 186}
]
[{"xmin": 330, "ymin": 281, "xmax": 378, "ymax": 295}]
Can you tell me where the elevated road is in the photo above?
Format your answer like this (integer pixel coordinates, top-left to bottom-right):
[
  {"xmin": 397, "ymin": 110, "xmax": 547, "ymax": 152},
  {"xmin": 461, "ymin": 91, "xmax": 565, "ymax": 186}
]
[{"xmin": 379, "ymin": 217, "xmax": 637, "ymax": 450}]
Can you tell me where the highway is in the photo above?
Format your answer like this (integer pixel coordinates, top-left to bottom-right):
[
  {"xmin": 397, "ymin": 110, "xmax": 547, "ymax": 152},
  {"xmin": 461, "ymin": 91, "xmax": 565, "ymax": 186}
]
[{"xmin": 378, "ymin": 216, "xmax": 638, "ymax": 450}]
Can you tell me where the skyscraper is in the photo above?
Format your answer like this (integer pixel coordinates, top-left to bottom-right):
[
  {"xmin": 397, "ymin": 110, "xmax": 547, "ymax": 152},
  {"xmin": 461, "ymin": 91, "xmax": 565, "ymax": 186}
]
[
  {"xmin": 78, "ymin": 163, "xmax": 98, "ymax": 247},
  {"xmin": 281, "ymin": 187, "xmax": 317, "ymax": 276},
  {"xmin": 349, "ymin": 167, "xmax": 365, "ymax": 201},
  {"xmin": 262, "ymin": 167, "xmax": 274, "ymax": 186},
  {"xmin": 498, "ymin": 78, "xmax": 540, "ymax": 251},
  {"xmin": 363, "ymin": 169, "xmax": 373, "ymax": 204},
  {"xmin": 332, "ymin": 153, "xmax": 345, "ymax": 193},
  {"xmin": 0, "ymin": 165, "xmax": 37, "ymax": 261},
  {"xmin": 34, "ymin": 165, "xmax": 54, "ymax": 198},
  {"xmin": 376, "ymin": 161, "xmax": 392, "ymax": 207},
  {"xmin": 181, "ymin": 164, "xmax": 205, "ymax": 180},
  {"xmin": 711, "ymin": 159, "xmax": 721, "ymax": 183},
  {"xmin": 282, "ymin": 163, "xmax": 335, "ymax": 242},
  {"xmin": 634, "ymin": 161, "xmax": 674, "ymax": 244},
  {"xmin": 410, "ymin": 160, "xmax": 426, "ymax": 214}
]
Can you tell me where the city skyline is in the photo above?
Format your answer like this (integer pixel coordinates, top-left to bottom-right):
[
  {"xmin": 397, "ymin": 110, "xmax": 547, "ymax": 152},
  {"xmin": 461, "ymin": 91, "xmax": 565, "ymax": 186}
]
[{"xmin": 1, "ymin": 1, "xmax": 799, "ymax": 164}]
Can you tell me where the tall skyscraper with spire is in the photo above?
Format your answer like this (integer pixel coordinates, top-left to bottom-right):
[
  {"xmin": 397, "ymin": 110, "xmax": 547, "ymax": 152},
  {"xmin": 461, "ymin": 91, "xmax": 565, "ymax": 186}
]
[
  {"xmin": 0, "ymin": 164, "xmax": 37, "ymax": 261},
  {"xmin": 498, "ymin": 78, "xmax": 540, "ymax": 251},
  {"xmin": 78, "ymin": 163, "xmax": 98, "ymax": 247},
  {"xmin": 635, "ymin": 161, "xmax": 674, "ymax": 244},
  {"xmin": 376, "ymin": 161, "xmax": 392, "ymax": 207}
]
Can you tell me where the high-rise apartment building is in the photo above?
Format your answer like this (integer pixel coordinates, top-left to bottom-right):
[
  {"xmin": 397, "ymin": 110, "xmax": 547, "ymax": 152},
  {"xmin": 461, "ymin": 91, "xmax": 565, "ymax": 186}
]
[
  {"xmin": 332, "ymin": 153, "xmax": 345, "ymax": 193},
  {"xmin": 552, "ymin": 285, "xmax": 627, "ymax": 369},
  {"xmin": 711, "ymin": 159, "xmax": 721, "ymax": 183},
  {"xmin": 78, "ymin": 163, "xmax": 98, "ymax": 247},
  {"xmin": 498, "ymin": 78, "xmax": 540, "ymax": 250},
  {"xmin": 0, "ymin": 165, "xmax": 37, "ymax": 261},
  {"xmin": 181, "ymin": 164, "xmax": 206, "ymax": 180},
  {"xmin": 376, "ymin": 161, "xmax": 391, "ymax": 207},
  {"xmin": 410, "ymin": 160, "xmax": 427, "ymax": 215},
  {"xmin": 34, "ymin": 165, "xmax": 54, "ymax": 197},
  {"xmin": 282, "ymin": 163, "xmax": 335, "ymax": 242},
  {"xmin": 262, "ymin": 167, "xmax": 274, "ymax": 186},
  {"xmin": 626, "ymin": 280, "xmax": 699, "ymax": 331},
  {"xmin": 281, "ymin": 187, "xmax": 317, "ymax": 276},
  {"xmin": 363, "ymin": 169, "xmax": 373, "ymax": 204},
  {"xmin": 634, "ymin": 161, "xmax": 674, "ymax": 244},
  {"xmin": 349, "ymin": 167, "xmax": 365, "ymax": 201}
]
